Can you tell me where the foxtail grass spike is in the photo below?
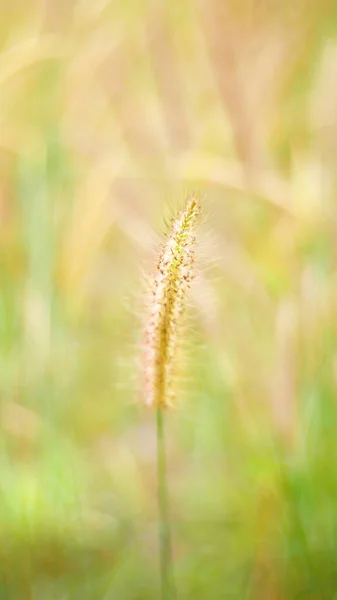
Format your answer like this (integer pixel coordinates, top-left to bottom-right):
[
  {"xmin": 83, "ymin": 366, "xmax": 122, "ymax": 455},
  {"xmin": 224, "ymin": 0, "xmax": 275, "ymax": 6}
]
[{"xmin": 143, "ymin": 196, "xmax": 201, "ymax": 408}]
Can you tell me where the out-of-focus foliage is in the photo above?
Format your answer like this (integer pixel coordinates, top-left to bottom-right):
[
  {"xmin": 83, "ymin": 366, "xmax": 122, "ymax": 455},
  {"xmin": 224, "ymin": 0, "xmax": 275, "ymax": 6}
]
[{"xmin": 1, "ymin": 0, "xmax": 337, "ymax": 598}]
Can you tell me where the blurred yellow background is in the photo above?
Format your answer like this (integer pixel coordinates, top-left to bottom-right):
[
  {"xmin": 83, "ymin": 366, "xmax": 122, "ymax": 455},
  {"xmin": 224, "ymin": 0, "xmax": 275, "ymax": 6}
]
[{"xmin": 1, "ymin": 1, "xmax": 337, "ymax": 598}]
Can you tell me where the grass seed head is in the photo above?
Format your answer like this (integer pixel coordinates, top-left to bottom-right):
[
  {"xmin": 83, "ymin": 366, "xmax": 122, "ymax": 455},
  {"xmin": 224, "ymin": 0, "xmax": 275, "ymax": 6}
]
[{"xmin": 142, "ymin": 196, "xmax": 201, "ymax": 408}]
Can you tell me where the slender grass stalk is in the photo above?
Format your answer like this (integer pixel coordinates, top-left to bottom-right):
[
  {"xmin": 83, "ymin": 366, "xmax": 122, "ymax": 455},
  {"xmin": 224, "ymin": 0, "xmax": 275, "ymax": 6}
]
[
  {"xmin": 142, "ymin": 196, "xmax": 201, "ymax": 599},
  {"xmin": 156, "ymin": 404, "xmax": 176, "ymax": 600}
]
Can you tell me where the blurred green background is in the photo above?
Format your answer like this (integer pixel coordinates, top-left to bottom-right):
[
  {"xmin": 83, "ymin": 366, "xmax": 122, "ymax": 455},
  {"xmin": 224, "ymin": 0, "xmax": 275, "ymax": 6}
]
[{"xmin": 1, "ymin": 0, "xmax": 337, "ymax": 598}]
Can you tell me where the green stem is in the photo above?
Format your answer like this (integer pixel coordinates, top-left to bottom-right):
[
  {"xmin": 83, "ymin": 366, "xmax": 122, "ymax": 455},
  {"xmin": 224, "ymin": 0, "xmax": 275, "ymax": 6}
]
[{"xmin": 156, "ymin": 405, "xmax": 176, "ymax": 600}]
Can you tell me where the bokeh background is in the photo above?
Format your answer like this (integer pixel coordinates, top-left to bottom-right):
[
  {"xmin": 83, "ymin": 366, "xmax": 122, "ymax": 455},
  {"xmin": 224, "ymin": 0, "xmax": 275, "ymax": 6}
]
[{"xmin": 1, "ymin": 0, "xmax": 337, "ymax": 598}]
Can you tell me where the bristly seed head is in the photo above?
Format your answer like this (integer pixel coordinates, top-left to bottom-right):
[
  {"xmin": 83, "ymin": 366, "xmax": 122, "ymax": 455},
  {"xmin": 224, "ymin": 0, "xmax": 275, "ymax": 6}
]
[{"xmin": 142, "ymin": 196, "xmax": 201, "ymax": 408}]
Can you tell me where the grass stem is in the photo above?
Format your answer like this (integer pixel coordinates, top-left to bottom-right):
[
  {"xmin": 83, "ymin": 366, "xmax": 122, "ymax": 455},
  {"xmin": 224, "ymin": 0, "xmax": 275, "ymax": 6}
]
[{"xmin": 156, "ymin": 405, "xmax": 176, "ymax": 600}]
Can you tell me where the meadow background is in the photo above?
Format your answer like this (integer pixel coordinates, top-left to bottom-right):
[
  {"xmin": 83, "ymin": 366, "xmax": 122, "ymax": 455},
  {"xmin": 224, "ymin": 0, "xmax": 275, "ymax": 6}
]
[{"xmin": 1, "ymin": 0, "xmax": 337, "ymax": 598}]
